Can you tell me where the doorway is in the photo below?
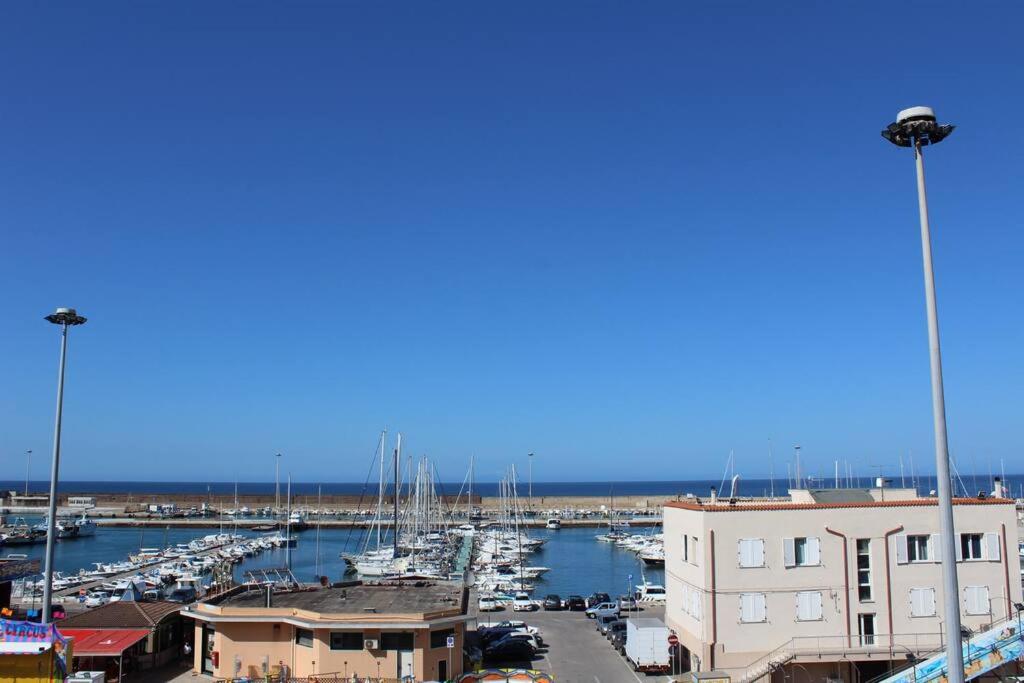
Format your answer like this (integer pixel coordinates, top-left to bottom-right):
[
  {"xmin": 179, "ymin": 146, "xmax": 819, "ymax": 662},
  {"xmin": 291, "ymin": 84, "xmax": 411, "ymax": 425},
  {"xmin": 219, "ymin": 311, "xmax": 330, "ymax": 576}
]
[
  {"xmin": 201, "ymin": 624, "xmax": 215, "ymax": 674},
  {"xmin": 398, "ymin": 649, "xmax": 414, "ymax": 680}
]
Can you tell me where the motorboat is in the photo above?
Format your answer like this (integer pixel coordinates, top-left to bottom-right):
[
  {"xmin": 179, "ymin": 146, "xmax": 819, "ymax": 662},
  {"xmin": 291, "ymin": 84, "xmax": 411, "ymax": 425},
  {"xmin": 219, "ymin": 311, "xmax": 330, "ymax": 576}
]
[{"xmin": 545, "ymin": 518, "xmax": 561, "ymax": 530}]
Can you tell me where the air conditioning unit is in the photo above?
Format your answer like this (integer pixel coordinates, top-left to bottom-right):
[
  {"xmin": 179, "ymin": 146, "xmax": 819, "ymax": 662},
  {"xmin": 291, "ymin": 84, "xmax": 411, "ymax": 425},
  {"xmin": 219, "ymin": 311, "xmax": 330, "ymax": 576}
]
[{"xmin": 363, "ymin": 639, "xmax": 379, "ymax": 650}]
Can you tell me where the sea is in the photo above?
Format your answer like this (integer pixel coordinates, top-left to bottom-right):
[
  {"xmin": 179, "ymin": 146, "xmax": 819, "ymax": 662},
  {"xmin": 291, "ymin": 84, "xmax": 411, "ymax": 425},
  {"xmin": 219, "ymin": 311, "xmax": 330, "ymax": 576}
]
[{"xmin": 5, "ymin": 474, "xmax": 1019, "ymax": 498}]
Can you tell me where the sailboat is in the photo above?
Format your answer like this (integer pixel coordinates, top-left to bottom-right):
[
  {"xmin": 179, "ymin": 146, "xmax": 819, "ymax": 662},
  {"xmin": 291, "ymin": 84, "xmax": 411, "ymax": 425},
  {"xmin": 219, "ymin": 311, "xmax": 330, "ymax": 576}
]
[{"xmin": 595, "ymin": 487, "xmax": 630, "ymax": 542}]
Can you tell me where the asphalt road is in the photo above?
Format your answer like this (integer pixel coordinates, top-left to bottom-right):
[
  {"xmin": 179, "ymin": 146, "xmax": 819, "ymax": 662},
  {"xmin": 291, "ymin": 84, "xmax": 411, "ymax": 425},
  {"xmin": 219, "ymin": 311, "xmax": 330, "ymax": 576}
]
[{"xmin": 475, "ymin": 604, "xmax": 679, "ymax": 683}]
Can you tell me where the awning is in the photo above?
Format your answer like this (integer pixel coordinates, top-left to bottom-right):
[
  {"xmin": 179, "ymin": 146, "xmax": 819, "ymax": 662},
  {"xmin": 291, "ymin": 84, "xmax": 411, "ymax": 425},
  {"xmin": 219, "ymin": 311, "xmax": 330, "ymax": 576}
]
[{"xmin": 61, "ymin": 629, "xmax": 150, "ymax": 657}]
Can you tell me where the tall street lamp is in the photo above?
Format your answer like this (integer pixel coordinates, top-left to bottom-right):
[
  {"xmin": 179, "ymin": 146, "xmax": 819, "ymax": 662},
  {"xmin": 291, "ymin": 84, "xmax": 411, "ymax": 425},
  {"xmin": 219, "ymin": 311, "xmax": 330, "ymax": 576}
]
[
  {"xmin": 25, "ymin": 449, "xmax": 32, "ymax": 496},
  {"xmin": 527, "ymin": 452, "xmax": 534, "ymax": 511},
  {"xmin": 41, "ymin": 307, "xmax": 87, "ymax": 624},
  {"xmin": 882, "ymin": 106, "xmax": 961, "ymax": 683}
]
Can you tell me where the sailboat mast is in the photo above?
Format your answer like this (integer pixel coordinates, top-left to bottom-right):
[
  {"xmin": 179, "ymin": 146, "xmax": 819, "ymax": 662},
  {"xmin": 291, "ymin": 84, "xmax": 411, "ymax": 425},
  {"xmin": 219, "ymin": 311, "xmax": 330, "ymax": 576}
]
[
  {"xmin": 285, "ymin": 474, "xmax": 292, "ymax": 569},
  {"xmin": 393, "ymin": 433, "xmax": 402, "ymax": 558},
  {"xmin": 378, "ymin": 429, "xmax": 386, "ymax": 548},
  {"xmin": 468, "ymin": 455, "xmax": 474, "ymax": 520}
]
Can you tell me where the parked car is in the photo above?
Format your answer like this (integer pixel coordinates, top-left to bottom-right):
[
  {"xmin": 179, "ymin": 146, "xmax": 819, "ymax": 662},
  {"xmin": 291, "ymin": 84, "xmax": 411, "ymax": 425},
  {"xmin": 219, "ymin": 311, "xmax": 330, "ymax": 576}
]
[
  {"xmin": 586, "ymin": 592, "xmax": 611, "ymax": 608},
  {"xmin": 486, "ymin": 620, "xmax": 538, "ymax": 635},
  {"xmin": 483, "ymin": 637, "xmax": 536, "ymax": 662},
  {"xmin": 84, "ymin": 591, "xmax": 110, "ymax": 608},
  {"xmin": 512, "ymin": 592, "xmax": 537, "ymax": 612},
  {"xmin": 543, "ymin": 594, "xmax": 563, "ymax": 610},
  {"xmin": 586, "ymin": 601, "xmax": 620, "ymax": 619},
  {"xmin": 480, "ymin": 628, "xmax": 521, "ymax": 647},
  {"xmin": 596, "ymin": 614, "xmax": 620, "ymax": 635},
  {"xmin": 618, "ymin": 594, "xmax": 638, "ymax": 610},
  {"xmin": 610, "ymin": 629, "xmax": 628, "ymax": 654},
  {"xmin": 606, "ymin": 620, "xmax": 628, "ymax": 641},
  {"xmin": 566, "ymin": 595, "xmax": 587, "ymax": 611},
  {"xmin": 478, "ymin": 596, "xmax": 500, "ymax": 612},
  {"xmin": 501, "ymin": 632, "xmax": 545, "ymax": 650}
]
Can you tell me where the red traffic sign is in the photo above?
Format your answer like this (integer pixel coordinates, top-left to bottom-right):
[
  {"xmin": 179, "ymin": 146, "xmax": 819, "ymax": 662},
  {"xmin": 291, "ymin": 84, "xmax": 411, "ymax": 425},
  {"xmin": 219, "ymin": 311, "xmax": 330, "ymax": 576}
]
[{"xmin": 668, "ymin": 634, "xmax": 679, "ymax": 646}]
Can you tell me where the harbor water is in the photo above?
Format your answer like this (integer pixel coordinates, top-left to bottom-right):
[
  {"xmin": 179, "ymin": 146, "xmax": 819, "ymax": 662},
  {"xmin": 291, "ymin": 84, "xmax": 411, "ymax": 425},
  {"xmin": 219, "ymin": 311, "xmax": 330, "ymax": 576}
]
[{"xmin": 8, "ymin": 521, "xmax": 663, "ymax": 602}]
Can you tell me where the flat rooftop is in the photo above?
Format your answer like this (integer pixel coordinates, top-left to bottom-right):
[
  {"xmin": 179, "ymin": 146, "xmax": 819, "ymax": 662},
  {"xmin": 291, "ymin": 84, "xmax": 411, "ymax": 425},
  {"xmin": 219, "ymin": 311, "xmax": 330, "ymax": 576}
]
[
  {"xmin": 213, "ymin": 581, "xmax": 466, "ymax": 616},
  {"xmin": 665, "ymin": 488, "xmax": 1013, "ymax": 512}
]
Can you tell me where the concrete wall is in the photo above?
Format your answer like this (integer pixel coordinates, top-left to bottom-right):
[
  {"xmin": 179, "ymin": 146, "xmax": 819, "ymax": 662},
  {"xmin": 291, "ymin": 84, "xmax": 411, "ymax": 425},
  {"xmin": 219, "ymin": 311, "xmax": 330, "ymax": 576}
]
[{"xmin": 664, "ymin": 499, "xmax": 1021, "ymax": 674}]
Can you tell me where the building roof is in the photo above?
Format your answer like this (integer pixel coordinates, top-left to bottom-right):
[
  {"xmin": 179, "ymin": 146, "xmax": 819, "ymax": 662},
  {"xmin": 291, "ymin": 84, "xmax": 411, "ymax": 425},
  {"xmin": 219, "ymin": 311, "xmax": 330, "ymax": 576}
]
[
  {"xmin": 61, "ymin": 628, "xmax": 150, "ymax": 656},
  {"xmin": 214, "ymin": 582, "xmax": 464, "ymax": 616},
  {"xmin": 59, "ymin": 601, "xmax": 181, "ymax": 629},
  {"xmin": 664, "ymin": 496, "xmax": 1013, "ymax": 513}
]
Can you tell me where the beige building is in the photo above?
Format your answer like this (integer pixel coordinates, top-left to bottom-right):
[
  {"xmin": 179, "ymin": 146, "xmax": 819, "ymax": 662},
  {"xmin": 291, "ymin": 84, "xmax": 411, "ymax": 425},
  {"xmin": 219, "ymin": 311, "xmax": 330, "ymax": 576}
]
[
  {"xmin": 183, "ymin": 580, "xmax": 470, "ymax": 682},
  {"xmin": 663, "ymin": 488, "xmax": 1020, "ymax": 682}
]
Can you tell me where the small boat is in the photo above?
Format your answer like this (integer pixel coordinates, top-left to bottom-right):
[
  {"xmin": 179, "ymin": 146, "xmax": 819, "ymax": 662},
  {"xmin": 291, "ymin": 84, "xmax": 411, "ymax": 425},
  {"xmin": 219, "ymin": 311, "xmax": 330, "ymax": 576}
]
[
  {"xmin": 74, "ymin": 513, "xmax": 97, "ymax": 537},
  {"xmin": 545, "ymin": 518, "xmax": 561, "ymax": 530}
]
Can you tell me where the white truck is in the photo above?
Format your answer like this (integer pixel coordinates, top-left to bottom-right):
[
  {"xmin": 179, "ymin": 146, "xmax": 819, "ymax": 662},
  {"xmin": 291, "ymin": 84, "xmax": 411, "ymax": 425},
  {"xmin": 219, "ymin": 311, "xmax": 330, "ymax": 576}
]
[{"xmin": 625, "ymin": 618, "xmax": 671, "ymax": 674}]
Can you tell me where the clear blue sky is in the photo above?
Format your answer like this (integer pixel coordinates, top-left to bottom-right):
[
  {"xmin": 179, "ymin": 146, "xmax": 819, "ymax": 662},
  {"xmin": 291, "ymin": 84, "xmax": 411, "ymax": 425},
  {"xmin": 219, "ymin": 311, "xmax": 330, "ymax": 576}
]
[{"xmin": 1, "ymin": 2, "xmax": 1021, "ymax": 483}]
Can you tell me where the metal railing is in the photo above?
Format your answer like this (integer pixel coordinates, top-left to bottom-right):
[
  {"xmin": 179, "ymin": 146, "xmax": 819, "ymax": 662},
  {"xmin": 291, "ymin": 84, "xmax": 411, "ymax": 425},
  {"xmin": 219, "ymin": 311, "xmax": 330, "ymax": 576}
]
[{"xmin": 730, "ymin": 632, "xmax": 947, "ymax": 683}]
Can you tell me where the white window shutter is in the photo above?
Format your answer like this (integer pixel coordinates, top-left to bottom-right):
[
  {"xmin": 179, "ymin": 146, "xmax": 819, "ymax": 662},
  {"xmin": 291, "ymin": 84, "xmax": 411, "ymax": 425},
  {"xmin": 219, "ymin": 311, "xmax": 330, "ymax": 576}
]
[
  {"xmin": 741, "ymin": 593, "xmax": 753, "ymax": 622},
  {"xmin": 737, "ymin": 540, "xmax": 746, "ymax": 567},
  {"xmin": 807, "ymin": 537, "xmax": 821, "ymax": 566},
  {"xmin": 783, "ymin": 538, "xmax": 796, "ymax": 568},
  {"xmin": 926, "ymin": 588, "xmax": 936, "ymax": 616},
  {"xmin": 812, "ymin": 591, "xmax": 823, "ymax": 620},
  {"xmin": 929, "ymin": 534, "xmax": 941, "ymax": 563},
  {"xmin": 692, "ymin": 539, "xmax": 699, "ymax": 566},
  {"xmin": 755, "ymin": 593, "xmax": 766, "ymax": 622},
  {"xmin": 985, "ymin": 532, "xmax": 1001, "ymax": 561},
  {"xmin": 955, "ymin": 535, "xmax": 963, "ymax": 561},
  {"xmin": 895, "ymin": 534, "xmax": 908, "ymax": 564},
  {"xmin": 979, "ymin": 586, "xmax": 990, "ymax": 614},
  {"xmin": 754, "ymin": 539, "xmax": 765, "ymax": 567}
]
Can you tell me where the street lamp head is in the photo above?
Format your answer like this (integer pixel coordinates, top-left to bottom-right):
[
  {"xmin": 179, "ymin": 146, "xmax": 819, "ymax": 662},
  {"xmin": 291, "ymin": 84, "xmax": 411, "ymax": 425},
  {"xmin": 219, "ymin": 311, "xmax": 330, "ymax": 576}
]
[
  {"xmin": 882, "ymin": 106, "xmax": 955, "ymax": 148},
  {"xmin": 44, "ymin": 307, "xmax": 87, "ymax": 326}
]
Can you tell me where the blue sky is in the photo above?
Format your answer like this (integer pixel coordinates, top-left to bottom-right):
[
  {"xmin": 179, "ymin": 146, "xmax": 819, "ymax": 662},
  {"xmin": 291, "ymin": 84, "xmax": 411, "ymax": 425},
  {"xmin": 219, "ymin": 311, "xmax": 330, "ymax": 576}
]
[{"xmin": 1, "ymin": 2, "xmax": 1021, "ymax": 483}]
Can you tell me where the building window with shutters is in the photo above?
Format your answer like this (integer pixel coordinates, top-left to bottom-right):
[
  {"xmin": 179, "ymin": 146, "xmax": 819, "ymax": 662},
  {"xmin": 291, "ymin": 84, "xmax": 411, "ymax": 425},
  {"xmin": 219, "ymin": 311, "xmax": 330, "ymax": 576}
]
[
  {"xmin": 783, "ymin": 537, "xmax": 820, "ymax": 567},
  {"xmin": 909, "ymin": 587, "xmax": 937, "ymax": 617},
  {"xmin": 796, "ymin": 591, "xmax": 823, "ymax": 621},
  {"xmin": 738, "ymin": 539, "xmax": 765, "ymax": 568},
  {"xmin": 907, "ymin": 535, "xmax": 930, "ymax": 562},
  {"xmin": 858, "ymin": 614, "xmax": 877, "ymax": 646},
  {"xmin": 964, "ymin": 586, "xmax": 991, "ymax": 615},
  {"xmin": 857, "ymin": 539, "xmax": 873, "ymax": 601},
  {"xmin": 960, "ymin": 534, "xmax": 983, "ymax": 560},
  {"xmin": 740, "ymin": 593, "xmax": 767, "ymax": 623}
]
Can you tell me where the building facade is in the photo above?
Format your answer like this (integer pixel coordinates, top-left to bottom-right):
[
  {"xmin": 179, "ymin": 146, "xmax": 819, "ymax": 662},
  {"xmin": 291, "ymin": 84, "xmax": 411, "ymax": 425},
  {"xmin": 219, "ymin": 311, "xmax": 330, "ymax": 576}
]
[
  {"xmin": 183, "ymin": 581, "xmax": 470, "ymax": 682},
  {"xmin": 663, "ymin": 488, "xmax": 1020, "ymax": 682}
]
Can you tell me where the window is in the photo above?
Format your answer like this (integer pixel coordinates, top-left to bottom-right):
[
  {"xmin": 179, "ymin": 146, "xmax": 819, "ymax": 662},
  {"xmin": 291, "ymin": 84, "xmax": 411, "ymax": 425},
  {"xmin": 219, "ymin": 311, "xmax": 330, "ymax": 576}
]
[
  {"xmin": 910, "ymin": 588, "xmax": 937, "ymax": 617},
  {"xmin": 430, "ymin": 629, "xmax": 455, "ymax": 649},
  {"xmin": 295, "ymin": 628, "xmax": 314, "ymax": 647},
  {"xmin": 738, "ymin": 539, "xmax": 765, "ymax": 568},
  {"xmin": 960, "ymin": 534, "xmax": 983, "ymax": 561},
  {"xmin": 681, "ymin": 583, "xmax": 702, "ymax": 622},
  {"xmin": 964, "ymin": 586, "xmax": 990, "ymax": 616},
  {"xmin": 796, "ymin": 591, "xmax": 823, "ymax": 621},
  {"xmin": 330, "ymin": 632, "xmax": 363, "ymax": 650},
  {"xmin": 740, "ymin": 593, "xmax": 767, "ymax": 623},
  {"xmin": 690, "ymin": 537, "xmax": 699, "ymax": 566},
  {"xmin": 381, "ymin": 632, "xmax": 414, "ymax": 650},
  {"xmin": 857, "ymin": 539, "xmax": 873, "ymax": 602},
  {"xmin": 682, "ymin": 535, "xmax": 689, "ymax": 563},
  {"xmin": 858, "ymin": 614, "xmax": 877, "ymax": 646},
  {"xmin": 958, "ymin": 533, "xmax": 1000, "ymax": 561},
  {"xmin": 907, "ymin": 535, "xmax": 930, "ymax": 562},
  {"xmin": 783, "ymin": 537, "xmax": 820, "ymax": 567}
]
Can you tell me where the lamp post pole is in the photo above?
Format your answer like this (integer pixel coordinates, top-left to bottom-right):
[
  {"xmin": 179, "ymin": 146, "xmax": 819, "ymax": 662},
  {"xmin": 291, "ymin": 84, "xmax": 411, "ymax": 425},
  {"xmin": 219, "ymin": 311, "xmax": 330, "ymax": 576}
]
[
  {"xmin": 883, "ymin": 106, "xmax": 961, "ymax": 683},
  {"xmin": 528, "ymin": 452, "xmax": 534, "ymax": 511},
  {"xmin": 41, "ymin": 307, "xmax": 87, "ymax": 625},
  {"xmin": 25, "ymin": 449, "xmax": 32, "ymax": 496}
]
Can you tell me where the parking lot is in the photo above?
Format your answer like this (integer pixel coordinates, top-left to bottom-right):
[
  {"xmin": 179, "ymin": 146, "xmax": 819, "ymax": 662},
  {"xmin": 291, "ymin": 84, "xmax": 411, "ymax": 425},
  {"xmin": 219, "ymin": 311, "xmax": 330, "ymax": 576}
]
[{"xmin": 473, "ymin": 600, "xmax": 680, "ymax": 683}]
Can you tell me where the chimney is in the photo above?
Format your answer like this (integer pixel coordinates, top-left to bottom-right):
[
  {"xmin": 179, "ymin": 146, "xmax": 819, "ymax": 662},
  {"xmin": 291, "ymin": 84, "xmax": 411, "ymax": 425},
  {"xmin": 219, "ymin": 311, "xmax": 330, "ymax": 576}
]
[
  {"xmin": 265, "ymin": 584, "xmax": 273, "ymax": 608},
  {"xmin": 875, "ymin": 477, "xmax": 885, "ymax": 489},
  {"xmin": 710, "ymin": 487, "xmax": 718, "ymax": 504},
  {"xmin": 994, "ymin": 476, "xmax": 1005, "ymax": 499}
]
